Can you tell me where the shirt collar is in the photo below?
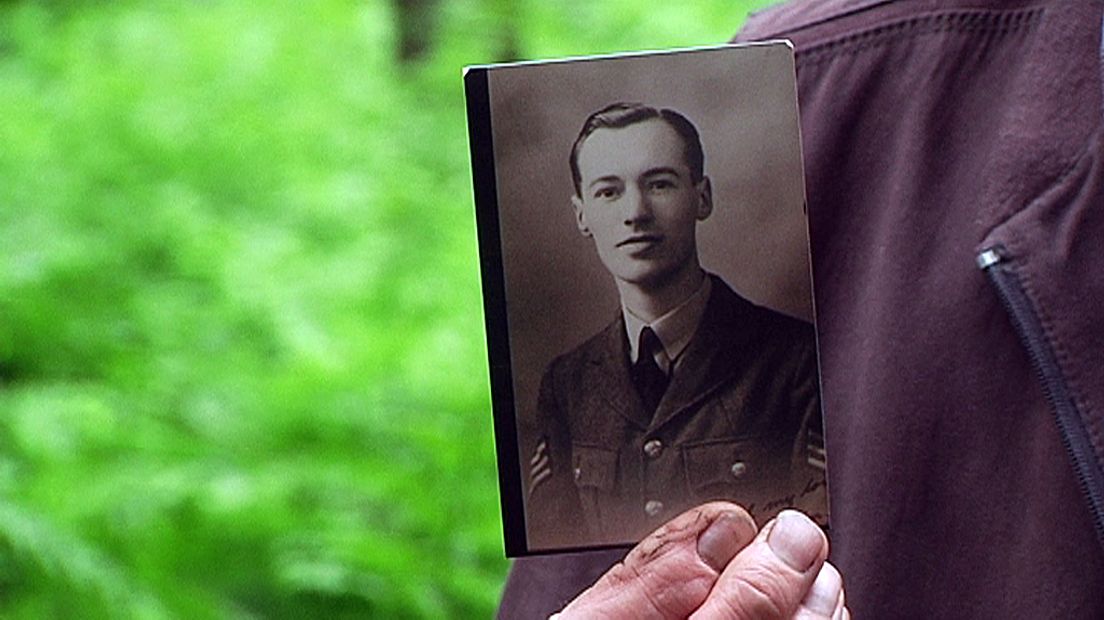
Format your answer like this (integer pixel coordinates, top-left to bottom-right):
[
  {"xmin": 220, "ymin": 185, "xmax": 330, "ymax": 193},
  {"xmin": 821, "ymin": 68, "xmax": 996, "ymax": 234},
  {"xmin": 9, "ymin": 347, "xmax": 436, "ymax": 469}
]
[{"xmin": 624, "ymin": 274, "xmax": 712, "ymax": 373}]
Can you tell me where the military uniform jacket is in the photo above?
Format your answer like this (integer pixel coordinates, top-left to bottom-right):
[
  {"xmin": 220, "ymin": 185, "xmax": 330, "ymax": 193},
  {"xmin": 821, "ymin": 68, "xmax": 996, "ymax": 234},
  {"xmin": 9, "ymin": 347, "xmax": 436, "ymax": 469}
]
[{"xmin": 526, "ymin": 275, "xmax": 824, "ymax": 550}]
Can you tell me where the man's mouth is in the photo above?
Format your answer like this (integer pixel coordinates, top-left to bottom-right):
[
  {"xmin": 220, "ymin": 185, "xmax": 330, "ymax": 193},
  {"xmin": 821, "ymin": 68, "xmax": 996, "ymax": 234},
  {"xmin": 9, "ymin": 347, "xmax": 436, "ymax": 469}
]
[{"xmin": 616, "ymin": 234, "xmax": 662, "ymax": 248}]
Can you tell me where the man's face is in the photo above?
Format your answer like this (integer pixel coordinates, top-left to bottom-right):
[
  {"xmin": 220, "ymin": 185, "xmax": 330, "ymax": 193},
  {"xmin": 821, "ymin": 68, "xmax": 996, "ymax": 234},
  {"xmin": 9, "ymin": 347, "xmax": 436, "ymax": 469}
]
[{"xmin": 572, "ymin": 118, "xmax": 712, "ymax": 290}]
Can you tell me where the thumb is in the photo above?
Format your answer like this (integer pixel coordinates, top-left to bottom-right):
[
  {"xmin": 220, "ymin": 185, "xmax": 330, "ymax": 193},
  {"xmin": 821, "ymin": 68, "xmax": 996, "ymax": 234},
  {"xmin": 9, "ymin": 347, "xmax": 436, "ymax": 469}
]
[
  {"xmin": 690, "ymin": 510, "xmax": 828, "ymax": 619},
  {"xmin": 556, "ymin": 502, "xmax": 758, "ymax": 619}
]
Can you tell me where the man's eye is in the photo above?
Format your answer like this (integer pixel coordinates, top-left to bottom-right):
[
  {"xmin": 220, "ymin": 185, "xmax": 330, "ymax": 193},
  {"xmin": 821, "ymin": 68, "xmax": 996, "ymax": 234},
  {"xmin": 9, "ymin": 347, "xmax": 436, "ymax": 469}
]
[
  {"xmin": 594, "ymin": 187, "xmax": 620, "ymax": 199},
  {"xmin": 648, "ymin": 179, "xmax": 675, "ymax": 191}
]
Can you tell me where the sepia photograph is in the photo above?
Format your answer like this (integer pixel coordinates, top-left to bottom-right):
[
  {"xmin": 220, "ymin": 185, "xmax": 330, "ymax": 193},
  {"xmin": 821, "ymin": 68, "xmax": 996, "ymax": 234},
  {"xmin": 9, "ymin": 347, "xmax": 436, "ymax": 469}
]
[{"xmin": 466, "ymin": 42, "xmax": 827, "ymax": 555}]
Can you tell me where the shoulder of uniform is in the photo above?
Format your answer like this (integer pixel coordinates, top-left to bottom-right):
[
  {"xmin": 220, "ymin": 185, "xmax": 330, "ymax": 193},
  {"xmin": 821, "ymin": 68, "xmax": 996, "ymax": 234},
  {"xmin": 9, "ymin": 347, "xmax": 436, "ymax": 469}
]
[
  {"xmin": 750, "ymin": 302, "xmax": 815, "ymax": 340},
  {"xmin": 546, "ymin": 317, "xmax": 622, "ymax": 372},
  {"xmin": 707, "ymin": 274, "xmax": 816, "ymax": 349}
]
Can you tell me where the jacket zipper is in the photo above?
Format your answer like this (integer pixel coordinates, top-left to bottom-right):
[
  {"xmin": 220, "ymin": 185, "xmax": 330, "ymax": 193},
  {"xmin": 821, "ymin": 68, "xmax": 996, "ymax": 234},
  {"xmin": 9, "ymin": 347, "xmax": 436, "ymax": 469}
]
[{"xmin": 978, "ymin": 246, "xmax": 1104, "ymax": 546}]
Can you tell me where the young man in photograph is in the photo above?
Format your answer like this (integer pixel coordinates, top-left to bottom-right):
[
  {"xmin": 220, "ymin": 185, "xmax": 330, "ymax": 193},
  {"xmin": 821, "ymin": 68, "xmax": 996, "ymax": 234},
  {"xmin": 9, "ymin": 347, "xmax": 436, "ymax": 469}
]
[{"xmin": 526, "ymin": 102, "xmax": 825, "ymax": 550}]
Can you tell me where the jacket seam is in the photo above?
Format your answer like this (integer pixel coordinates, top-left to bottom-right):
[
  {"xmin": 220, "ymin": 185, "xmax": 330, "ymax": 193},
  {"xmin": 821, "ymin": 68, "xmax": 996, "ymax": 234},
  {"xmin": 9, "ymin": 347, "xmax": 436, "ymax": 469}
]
[
  {"xmin": 1002, "ymin": 246, "xmax": 1104, "ymax": 480},
  {"xmin": 745, "ymin": 0, "xmax": 896, "ymax": 40},
  {"xmin": 793, "ymin": 8, "xmax": 1043, "ymax": 67}
]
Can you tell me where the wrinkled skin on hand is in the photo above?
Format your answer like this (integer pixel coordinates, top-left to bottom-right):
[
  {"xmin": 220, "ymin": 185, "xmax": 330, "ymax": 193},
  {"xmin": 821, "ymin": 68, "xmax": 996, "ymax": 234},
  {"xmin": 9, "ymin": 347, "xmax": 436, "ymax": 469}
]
[{"xmin": 553, "ymin": 503, "xmax": 849, "ymax": 620}]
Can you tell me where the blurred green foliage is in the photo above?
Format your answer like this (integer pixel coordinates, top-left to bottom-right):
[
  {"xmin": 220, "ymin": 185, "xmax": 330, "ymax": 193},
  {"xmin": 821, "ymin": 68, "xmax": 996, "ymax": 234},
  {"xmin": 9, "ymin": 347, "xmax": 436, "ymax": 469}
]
[{"xmin": 0, "ymin": 0, "xmax": 773, "ymax": 617}]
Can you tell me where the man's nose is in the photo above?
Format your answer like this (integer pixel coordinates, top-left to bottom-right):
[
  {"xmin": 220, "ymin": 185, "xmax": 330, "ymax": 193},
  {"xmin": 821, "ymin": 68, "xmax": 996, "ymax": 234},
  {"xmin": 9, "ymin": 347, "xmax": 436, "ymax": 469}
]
[{"xmin": 622, "ymin": 185, "xmax": 652, "ymax": 224}]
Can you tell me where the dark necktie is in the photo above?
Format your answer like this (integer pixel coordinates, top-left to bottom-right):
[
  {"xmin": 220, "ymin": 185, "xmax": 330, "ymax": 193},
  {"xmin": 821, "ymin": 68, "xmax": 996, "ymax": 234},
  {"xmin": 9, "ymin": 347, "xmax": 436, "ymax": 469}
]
[{"xmin": 632, "ymin": 327, "xmax": 669, "ymax": 415}]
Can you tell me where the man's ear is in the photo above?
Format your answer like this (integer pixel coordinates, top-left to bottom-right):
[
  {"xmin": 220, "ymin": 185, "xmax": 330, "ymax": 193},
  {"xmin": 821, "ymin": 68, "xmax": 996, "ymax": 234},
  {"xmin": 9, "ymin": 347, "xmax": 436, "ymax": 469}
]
[
  {"xmin": 696, "ymin": 177, "xmax": 713, "ymax": 220},
  {"xmin": 572, "ymin": 194, "xmax": 591, "ymax": 237}
]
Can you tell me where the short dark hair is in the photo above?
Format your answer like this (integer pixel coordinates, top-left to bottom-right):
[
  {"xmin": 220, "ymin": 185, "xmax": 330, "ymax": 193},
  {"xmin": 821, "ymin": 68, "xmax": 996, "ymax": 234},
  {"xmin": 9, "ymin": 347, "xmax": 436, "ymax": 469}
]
[{"xmin": 569, "ymin": 102, "xmax": 705, "ymax": 197}]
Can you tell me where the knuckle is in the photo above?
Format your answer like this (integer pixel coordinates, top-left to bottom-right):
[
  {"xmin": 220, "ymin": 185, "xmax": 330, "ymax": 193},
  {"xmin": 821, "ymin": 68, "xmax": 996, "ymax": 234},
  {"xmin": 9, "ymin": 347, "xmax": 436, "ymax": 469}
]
[
  {"xmin": 712, "ymin": 565, "xmax": 797, "ymax": 620},
  {"xmin": 623, "ymin": 561, "xmax": 666, "ymax": 608},
  {"xmin": 629, "ymin": 559, "xmax": 714, "ymax": 617},
  {"xmin": 603, "ymin": 556, "xmax": 713, "ymax": 619}
]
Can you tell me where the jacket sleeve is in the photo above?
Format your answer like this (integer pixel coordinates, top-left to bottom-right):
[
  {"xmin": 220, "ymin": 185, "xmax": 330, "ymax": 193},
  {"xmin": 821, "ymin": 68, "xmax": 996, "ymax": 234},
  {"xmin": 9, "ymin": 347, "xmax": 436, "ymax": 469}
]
[{"xmin": 525, "ymin": 358, "xmax": 585, "ymax": 550}]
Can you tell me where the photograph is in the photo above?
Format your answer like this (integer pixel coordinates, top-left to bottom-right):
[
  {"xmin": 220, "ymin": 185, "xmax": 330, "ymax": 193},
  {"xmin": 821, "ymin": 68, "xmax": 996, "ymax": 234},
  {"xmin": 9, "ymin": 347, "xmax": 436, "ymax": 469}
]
[{"xmin": 466, "ymin": 41, "xmax": 827, "ymax": 555}]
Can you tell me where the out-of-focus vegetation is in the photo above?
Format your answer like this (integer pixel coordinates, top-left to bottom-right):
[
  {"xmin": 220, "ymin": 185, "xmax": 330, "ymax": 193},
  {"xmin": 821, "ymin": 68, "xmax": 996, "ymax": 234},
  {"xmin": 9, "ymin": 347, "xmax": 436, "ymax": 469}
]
[{"xmin": 0, "ymin": 1, "xmax": 773, "ymax": 617}]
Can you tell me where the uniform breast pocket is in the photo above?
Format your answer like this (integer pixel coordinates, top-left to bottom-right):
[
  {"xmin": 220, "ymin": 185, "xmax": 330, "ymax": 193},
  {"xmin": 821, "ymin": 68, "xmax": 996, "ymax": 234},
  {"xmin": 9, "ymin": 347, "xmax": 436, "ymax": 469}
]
[
  {"xmin": 572, "ymin": 444, "xmax": 617, "ymax": 492},
  {"xmin": 681, "ymin": 436, "xmax": 784, "ymax": 502},
  {"xmin": 571, "ymin": 444, "xmax": 618, "ymax": 535}
]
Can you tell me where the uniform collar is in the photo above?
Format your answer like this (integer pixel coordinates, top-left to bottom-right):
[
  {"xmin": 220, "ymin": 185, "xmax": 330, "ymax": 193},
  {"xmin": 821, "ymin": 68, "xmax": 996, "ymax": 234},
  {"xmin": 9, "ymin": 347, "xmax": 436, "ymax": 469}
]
[{"xmin": 623, "ymin": 274, "xmax": 712, "ymax": 374}]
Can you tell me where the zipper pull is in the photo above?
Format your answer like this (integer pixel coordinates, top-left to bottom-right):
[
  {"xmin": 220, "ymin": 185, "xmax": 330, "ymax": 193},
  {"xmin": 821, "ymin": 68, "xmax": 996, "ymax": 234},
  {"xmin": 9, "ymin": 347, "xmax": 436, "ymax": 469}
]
[{"xmin": 976, "ymin": 247, "xmax": 1003, "ymax": 269}]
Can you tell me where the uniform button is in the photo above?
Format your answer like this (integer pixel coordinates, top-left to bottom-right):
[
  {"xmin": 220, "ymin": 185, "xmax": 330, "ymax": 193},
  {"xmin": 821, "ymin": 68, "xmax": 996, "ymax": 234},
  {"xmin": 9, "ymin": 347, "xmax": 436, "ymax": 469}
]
[
  {"xmin": 730, "ymin": 461, "xmax": 748, "ymax": 478},
  {"xmin": 574, "ymin": 467, "xmax": 582, "ymax": 482},
  {"xmin": 643, "ymin": 439, "xmax": 664, "ymax": 459},
  {"xmin": 644, "ymin": 500, "xmax": 664, "ymax": 517}
]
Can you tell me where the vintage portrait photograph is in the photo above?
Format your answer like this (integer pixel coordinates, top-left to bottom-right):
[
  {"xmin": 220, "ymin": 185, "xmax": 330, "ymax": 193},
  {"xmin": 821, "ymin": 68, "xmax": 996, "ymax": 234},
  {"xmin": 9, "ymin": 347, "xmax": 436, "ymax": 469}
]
[{"xmin": 466, "ymin": 42, "xmax": 827, "ymax": 555}]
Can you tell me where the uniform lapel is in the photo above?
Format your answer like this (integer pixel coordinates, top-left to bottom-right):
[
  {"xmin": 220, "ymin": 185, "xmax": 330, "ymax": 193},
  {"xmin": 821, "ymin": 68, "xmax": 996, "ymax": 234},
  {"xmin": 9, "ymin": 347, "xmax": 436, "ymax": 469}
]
[
  {"xmin": 581, "ymin": 315, "xmax": 653, "ymax": 431},
  {"xmin": 649, "ymin": 276, "xmax": 758, "ymax": 431}
]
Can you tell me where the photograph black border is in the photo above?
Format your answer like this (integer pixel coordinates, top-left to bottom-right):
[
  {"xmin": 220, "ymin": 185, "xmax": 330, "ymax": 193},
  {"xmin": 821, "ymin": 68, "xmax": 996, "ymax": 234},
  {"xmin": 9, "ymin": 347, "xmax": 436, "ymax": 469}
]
[{"xmin": 465, "ymin": 67, "xmax": 530, "ymax": 557}]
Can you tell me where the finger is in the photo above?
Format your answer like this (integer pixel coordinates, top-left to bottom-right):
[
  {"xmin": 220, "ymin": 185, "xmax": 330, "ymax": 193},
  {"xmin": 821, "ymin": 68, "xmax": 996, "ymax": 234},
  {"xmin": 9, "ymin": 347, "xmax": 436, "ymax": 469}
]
[
  {"xmin": 792, "ymin": 562, "xmax": 843, "ymax": 620},
  {"xmin": 690, "ymin": 510, "xmax": 828, "ymax": 620},
  {"xmin": 556, "ymin": 502, "xmax": 758, "ymax": 619}
]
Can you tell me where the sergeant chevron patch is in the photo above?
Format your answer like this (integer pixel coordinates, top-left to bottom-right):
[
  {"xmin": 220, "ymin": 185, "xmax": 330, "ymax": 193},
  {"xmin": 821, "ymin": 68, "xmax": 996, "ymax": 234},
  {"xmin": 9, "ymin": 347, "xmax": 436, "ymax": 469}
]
[
  {"xmin": 529, "ymin": 438, "xmax": 551, "ymax": 492},
  {"xmin": 807, "ymin": 431, "xmax": 826, "ymax": 470}
]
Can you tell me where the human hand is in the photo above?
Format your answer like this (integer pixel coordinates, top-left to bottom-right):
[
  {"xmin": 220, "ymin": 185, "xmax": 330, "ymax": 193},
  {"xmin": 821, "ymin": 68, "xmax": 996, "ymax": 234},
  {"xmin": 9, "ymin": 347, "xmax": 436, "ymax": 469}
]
[{"xmin": 552, "ymin": 502, "xmax": 848, "ymax": 619}]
